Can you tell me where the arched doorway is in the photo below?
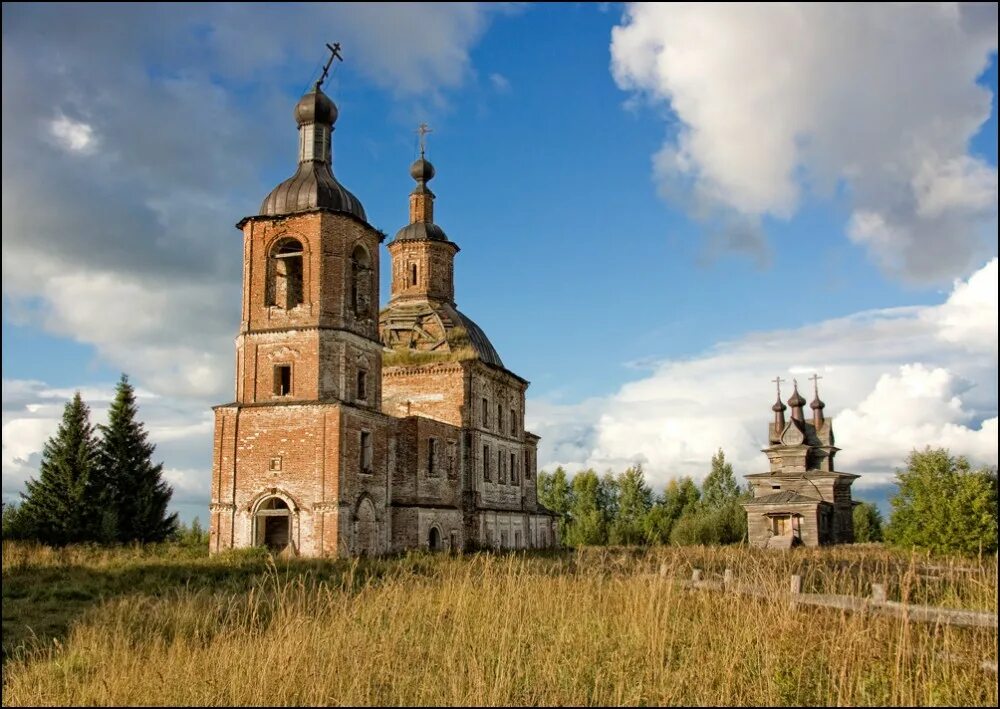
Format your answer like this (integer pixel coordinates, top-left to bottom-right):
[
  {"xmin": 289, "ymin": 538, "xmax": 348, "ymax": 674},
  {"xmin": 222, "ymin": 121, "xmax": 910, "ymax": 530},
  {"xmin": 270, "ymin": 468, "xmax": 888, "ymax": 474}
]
[
  {"xmin": 355, "ymin": 498, "xmax": 378, "ymax": 556},
  {"xmin": 254, "ymin": 497, "xmax": 291, "ymax": 551},
  {"xmin": 428, "ymin": 526, "xmax": 442, "ymax": 551}
]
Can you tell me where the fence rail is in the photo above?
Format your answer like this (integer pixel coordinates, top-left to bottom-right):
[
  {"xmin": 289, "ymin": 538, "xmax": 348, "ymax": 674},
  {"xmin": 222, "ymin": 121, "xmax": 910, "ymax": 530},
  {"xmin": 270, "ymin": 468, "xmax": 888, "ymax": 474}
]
[{"xmin": 670, "ymin": 565, "xmax": 998, "ymax": 630}]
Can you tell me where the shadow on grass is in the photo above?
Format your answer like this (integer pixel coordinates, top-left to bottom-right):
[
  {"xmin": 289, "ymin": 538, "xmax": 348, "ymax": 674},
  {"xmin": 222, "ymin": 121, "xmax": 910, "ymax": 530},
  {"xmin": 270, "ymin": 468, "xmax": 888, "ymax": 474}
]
[{"xmin": 0, "ymin": 543, "xmax": 487, "ymax": 665}]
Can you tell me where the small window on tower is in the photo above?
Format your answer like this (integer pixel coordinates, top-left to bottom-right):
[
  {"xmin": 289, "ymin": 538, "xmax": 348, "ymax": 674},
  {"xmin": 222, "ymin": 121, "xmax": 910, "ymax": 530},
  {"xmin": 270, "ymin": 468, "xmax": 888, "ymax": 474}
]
[
  {"xmin": 498, "ymin": 449, "xmax": 505, "ymax": 484},
  {"xmin": 483, "ymin": 444, "xmax": 490, "ymax": 481},
  {"xmin": 357, "ymin": 370, "xmax": 368, "ymax": 401},
  {"xmin": 497, "ymin": 404, "xmax": 503, "ymax": 433},
  {"xmin": 410, "ymin": 263, "xmax": 418, "ymax": 287},
  {"xmin": 269, "ymin": 456, "xmax": 282, "ymax": 472},
  {"xmin": 511, "ymin": 452, "xmax": 518, "ymax": 484},
  {"xmin": 361, "ymin": 431, "xmax": 373, "ymax": 473},
  {"xmin": 274, "ymin": 365, "xmax": 292, "ymax": 397},
  {"xmin": 481, "ymin": 397, "xmax": 489, "ymax": 428},
  {"xmin": 428, "ymin": 437, "xmax": 437, "ymax": 476},
  {"xmin": 510, "ymin": 408, "xmax": 516, "ymax": 436},
  {"xmin": 524, "ymin": 450, "xmax": 532, "ymax": 480}
]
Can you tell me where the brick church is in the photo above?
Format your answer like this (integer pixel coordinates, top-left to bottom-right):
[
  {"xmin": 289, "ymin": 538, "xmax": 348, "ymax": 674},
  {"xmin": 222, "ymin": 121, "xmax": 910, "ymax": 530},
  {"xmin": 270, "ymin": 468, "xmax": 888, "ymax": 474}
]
[{"xmin": 209, "ymin": 77, "xmax": 559, "ymax": 556}]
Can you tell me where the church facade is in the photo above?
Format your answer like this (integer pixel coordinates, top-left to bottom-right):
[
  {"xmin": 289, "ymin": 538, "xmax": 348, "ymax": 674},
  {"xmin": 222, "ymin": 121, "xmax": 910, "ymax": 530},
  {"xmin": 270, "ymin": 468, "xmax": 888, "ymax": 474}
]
[
  {"xmin": 742, "ymin": 379, "xmax": 858, "ymax": 549},
  {"xmin": 208, "ymin": 79, "xmax": 558, "ymax": 557}
]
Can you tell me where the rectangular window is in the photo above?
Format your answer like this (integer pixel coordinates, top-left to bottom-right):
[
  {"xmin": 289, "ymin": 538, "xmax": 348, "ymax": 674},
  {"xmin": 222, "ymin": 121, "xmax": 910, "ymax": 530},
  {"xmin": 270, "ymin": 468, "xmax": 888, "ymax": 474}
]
[
  {"xmin": 428, "ymin": 437, "xmax": 437, "ymax": 476},
  {"xmin": 357, "ymin": 370, "xmax": 367, "ymax": 401},
  {"xmin": 274, "ymin": 364, "xmax": 292, "ymax": 396},
  {"xmin": 524, "ymin": 450, "xmax": 532, "ymax": 480},
  {"xmin": 481, "ymin": 397, "xmax": 489, "ymax": 427},
  {"xmin": 497, "ymin": 404, "xmax": 503, "ymax": 433},
  {"xmin": 510, "ymin": 408, "xmax": 516, "ymax": 436},
  {"xmin": 511, "ymin": 452, "xmax": 518, "ymax": 484},
  {"xmin": 483, "ymin": 444, "xmax": 490, "ymax": 481},
  {"xmin": 448, "ymin": 441, "xmax": 458, "ymax": 478},
  {"xmin": 269, "ymin": 456, "xmax": 282, "ymax": 472},
  {"xmin": 498, "ymin": 450, "xmax": 505, "ymax": 484},
  {"xmin": 361, "ymin": 431, "xmax": 373, "ymax": 473}
]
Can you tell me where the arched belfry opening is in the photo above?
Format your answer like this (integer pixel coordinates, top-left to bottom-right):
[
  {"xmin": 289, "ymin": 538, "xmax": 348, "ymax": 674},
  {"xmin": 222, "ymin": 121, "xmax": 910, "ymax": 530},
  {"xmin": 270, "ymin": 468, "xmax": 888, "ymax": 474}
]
[
  {"xmin": 254, "ymin": 496, "xmax": 292, "ymax": 551},
  {"xmin": 351, "ymin": 244, "xmax": 373, "ymax": 317},
  {"xmin": 267, "ymin": 238, "xmax": 304, "ymax": 309}
]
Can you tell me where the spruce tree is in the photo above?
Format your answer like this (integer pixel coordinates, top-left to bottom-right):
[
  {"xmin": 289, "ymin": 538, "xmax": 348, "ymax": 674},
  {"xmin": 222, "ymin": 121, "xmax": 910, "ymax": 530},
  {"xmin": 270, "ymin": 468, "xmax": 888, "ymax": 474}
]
[
  {"xmin": 97, "ymin": 374, "xmax": 178, "ymax": 543},
  {"xmin": 702, "ymin": 448, "xmax": 740, "ymax": 508},
  {"xmin": 18, "ymin": 392, "xmax": 100, "ymax": 545}
]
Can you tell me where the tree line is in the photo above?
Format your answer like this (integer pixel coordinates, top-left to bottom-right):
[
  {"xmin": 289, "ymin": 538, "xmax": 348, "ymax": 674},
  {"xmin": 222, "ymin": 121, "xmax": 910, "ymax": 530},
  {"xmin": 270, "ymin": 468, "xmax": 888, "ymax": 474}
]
[
  {"xmin": 2, "ymin": 374, "xmax": 178, "ymax": 545},
  {"xmin": 538, "ymin": 449, "xmax": 751, "ymax": 547},
  {"xmin": 538, "ymin": 447, "xmax": 997, "ymax": 555}
]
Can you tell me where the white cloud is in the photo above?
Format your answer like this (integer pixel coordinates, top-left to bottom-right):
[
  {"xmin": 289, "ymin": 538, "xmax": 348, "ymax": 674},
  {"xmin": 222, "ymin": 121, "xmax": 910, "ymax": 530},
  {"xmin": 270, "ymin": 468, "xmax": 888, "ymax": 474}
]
[
  {"xmin": 490, "ymin": 72, "xmax": 511, "ymax": 93},
  {"xmin": 529, "ymin": 258, "xmax": 999, "ymax": 491},
  {"xmin": 2, "ymin": 3, "xmax": 507, "ymax": 407},
  {"xmin": 49, "ymin": 115, "xmax": 96, "ymax": 153},
  {"xmin": 611, "ymin": 3, "xmax": 998, "ymax": 282}
]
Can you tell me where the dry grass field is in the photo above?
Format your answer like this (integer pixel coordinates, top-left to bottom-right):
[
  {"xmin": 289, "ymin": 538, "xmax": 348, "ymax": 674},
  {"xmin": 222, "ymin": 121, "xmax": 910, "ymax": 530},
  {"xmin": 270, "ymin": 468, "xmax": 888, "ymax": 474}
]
[{"xmin": 2, "ymin": 542, "xmax": 997, "ymax": 706}]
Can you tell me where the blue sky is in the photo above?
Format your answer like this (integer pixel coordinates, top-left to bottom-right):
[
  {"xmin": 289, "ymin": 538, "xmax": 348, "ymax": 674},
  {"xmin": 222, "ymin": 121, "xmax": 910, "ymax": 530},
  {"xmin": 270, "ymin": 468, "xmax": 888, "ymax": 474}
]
[{"xmin": 3, "ymin": 3, "xmax": 997, "ymax": 522}]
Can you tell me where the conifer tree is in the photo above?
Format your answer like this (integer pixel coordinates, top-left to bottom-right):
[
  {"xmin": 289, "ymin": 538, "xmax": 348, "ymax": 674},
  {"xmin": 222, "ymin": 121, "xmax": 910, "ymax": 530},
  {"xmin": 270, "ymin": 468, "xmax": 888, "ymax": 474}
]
[
  {"xmin": 18, "ymin": 392, "xmax": 100, "ymax": 545},
  {"xmin": 96, "ymin": 374, "xmax": 178, "ymax": 543},
  {"xmin": 702, "ymin": 448, "xmax": 741, "ymax": 508}
]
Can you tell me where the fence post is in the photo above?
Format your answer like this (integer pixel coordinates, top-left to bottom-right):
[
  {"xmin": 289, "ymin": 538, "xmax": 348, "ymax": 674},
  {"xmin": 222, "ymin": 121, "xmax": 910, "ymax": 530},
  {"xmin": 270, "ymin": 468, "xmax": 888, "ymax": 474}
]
[
  {"xmin": 724, "ymin": 568, "xmax": 734, "ymax": 591},
  {"xmin": 790, "ymin": 574, "xmax": 802, "ymax": 609},
  {"xmin": 871, "ymin": 583, "xmax": 886, "ymax": 604}
]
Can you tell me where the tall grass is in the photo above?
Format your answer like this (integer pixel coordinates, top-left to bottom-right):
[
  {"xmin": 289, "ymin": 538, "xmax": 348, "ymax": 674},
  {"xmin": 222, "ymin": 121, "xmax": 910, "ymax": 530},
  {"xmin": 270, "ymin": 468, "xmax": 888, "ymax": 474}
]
[{"xmin": 2, "ymin": 543, "xmax": 996, "ymax": 706}]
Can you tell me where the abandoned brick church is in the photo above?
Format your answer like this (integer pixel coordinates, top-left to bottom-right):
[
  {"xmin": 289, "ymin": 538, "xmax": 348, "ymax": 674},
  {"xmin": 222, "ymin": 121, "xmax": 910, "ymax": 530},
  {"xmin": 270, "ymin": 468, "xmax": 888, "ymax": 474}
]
[{"xmin": 209, "ymin": 78, "xmax": 559, "ymax": 556}]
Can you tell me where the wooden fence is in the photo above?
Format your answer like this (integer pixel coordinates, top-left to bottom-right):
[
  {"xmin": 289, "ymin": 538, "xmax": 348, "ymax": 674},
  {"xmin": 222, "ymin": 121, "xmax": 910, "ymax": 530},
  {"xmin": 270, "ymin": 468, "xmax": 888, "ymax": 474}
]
[{"xmin": 665, "ymin": 565, "xmax": 998, "ymax": 673}]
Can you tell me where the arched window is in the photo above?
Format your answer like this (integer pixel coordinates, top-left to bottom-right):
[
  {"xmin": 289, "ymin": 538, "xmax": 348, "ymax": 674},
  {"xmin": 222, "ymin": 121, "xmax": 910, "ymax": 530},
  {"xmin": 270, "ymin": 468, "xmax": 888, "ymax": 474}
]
[
  {"xmin": 351, "ymin": 244, "xmax": 372, "ymax": 317},
  {"xmin": 267, "ymin": 238, "xmax": 304, "ymax": 309}
]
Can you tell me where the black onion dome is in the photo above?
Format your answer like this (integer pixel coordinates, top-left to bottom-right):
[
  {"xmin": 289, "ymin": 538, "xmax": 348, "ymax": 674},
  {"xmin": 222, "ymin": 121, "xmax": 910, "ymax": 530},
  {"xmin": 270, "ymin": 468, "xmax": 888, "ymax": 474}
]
[
  {"xmin": 810, "ymin": 395, "xmax": 826, "ymax": 410},
  {"xmin": 260, "ymin": 164, "xmax": 367, "ymax": 221},
  {"xmin": 772, "ymin": 397, "xmax": 787, "ymax": 413},
  {"xmin": 393, "ymin": 221, "xmax": 448, "ymax": 242},
  {"xmin": 294, "ymin": 85, "xmax": 337, "ymax": 126}
]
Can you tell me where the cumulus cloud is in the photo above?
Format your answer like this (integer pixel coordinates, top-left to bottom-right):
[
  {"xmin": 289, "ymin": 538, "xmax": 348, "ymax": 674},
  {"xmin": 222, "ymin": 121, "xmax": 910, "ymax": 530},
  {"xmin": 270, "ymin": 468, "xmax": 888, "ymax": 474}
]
[
  {"xmin": 611, "ymin": 3, "xmax": 998, "ymax": 282},
  {"xmin": 1, "ymin": 3, "xmax": 504, "ymax": 404},
  {"xmin": 529, "ymin": 258, "xmax": 999, "ymax": 493}
]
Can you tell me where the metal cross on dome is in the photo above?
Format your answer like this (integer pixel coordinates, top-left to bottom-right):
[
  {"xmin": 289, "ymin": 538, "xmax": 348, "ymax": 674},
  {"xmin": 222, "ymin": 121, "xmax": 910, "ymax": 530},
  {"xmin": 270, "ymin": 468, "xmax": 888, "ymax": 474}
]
[
  {"xmin": 809, "ymin": 372, "xmax": 823, "ymax": 395},
  {"xmin": 316, "ymin": 42, "xmax": 343, "ymax": 89},
  {"xmin": 772, "ymin": 375, "xmax": 785, "ymax": 398},
  {"xmin": 417, "ymin": 122, "xmax": 433, "ymax": 157}
]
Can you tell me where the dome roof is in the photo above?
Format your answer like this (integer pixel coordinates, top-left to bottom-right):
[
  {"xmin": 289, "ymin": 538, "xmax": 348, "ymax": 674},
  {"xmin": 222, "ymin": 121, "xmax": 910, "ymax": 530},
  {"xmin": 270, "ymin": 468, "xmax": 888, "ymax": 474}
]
[
  {"xmin": 454, "ymin": 309, "xmax": 504, "ymax": 369},
  {"xmin": 294, "ymin": 85, "xmax": 337, "ymax": 126},
  {"xmin": 393, "ymin": 221, "xmax": 449, "ymax": 242},
  {"xmin": 810, "ymin": 395, "xmax": 826, "ymax": 410},
  {"xmin": 260, "ymin": 162, "xmax": 367, "ymax": 221},
  {"xmin": 379, "ymin": 301, "xmax": 504, "ymax": 370},
  {"xmin": 787, "ymin": 386, "xmax": 806, "ymax": 408},
  {"xmin": 410, "ymin": 156, "xmax": 435, "ymax": 183},
  {"xmin": 772, "ymin": 397, "xmax": 787, "ymax": 413}
]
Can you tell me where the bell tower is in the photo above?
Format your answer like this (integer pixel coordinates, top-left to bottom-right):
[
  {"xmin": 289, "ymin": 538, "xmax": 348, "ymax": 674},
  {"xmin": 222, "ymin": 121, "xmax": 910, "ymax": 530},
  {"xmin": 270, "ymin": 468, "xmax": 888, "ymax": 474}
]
[
  {"xmin": 387, "ymin": 129, "xmax": 460, "ymax": 306},
  {"xmin": 211, "ymin": 53, "xmax": 392, "ymax": 558},
  {"xmin": 232, "ymin": 79, "xmax": 384, "ymax": 410}
]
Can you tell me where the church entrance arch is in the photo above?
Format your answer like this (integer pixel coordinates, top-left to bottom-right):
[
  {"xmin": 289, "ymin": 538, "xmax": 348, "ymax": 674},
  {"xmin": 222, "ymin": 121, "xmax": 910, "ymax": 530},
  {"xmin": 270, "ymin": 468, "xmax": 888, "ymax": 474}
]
[
  {"xmin": 428, "ymin": 525, "xmax": 442, "ymax": 551},
  {"xmin": 254, "ymin": 496, "xmax": 291, "ymax": 551}
]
